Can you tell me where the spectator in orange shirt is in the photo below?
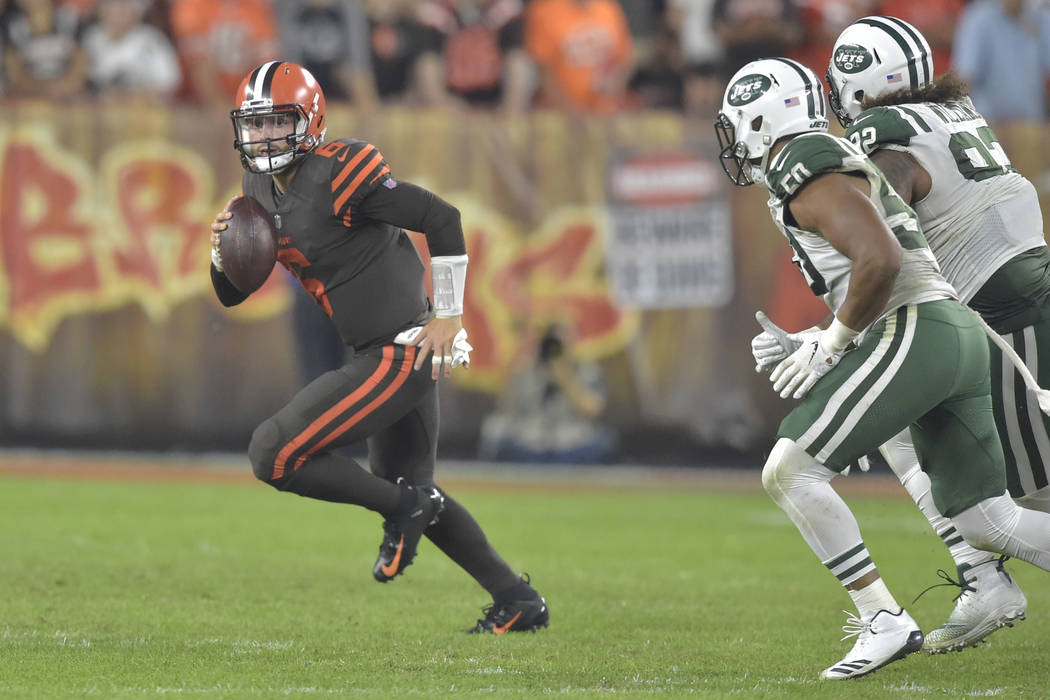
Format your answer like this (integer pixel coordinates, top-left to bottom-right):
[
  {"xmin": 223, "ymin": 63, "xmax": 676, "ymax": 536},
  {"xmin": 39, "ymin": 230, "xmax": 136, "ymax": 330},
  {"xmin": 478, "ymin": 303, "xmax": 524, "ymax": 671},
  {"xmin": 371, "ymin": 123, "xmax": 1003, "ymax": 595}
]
[
  {"xmin": 169, "ymin": 0, "xmax": 279, "ymax": 106},
  {"xmin": 525, "ymin": 0, "xmax": 634, "ymax": 115}
]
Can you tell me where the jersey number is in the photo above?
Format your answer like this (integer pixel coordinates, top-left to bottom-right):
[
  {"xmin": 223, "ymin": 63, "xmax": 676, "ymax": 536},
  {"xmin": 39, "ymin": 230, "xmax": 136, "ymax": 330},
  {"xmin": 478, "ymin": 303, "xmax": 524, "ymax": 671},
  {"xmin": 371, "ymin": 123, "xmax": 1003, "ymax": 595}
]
[
  {"xmin": 278, "ymin": 247, "xmax": 333, "ymax": 316},
  {"xmin": 949, "ymin": 126, "xmax": 1011, "ymax": 182},
  {"xmin": 848, "ymin": 126, "xmax": 877, "ymax": 152}
]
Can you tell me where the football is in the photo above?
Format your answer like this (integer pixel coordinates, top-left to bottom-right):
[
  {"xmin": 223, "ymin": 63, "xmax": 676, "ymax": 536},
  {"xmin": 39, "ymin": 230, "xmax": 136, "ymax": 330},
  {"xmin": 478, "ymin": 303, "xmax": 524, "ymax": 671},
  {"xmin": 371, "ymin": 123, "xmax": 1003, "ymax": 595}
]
[{"xmin": 219, "ymin": 195, "xmax": 278, "ymax": 294}]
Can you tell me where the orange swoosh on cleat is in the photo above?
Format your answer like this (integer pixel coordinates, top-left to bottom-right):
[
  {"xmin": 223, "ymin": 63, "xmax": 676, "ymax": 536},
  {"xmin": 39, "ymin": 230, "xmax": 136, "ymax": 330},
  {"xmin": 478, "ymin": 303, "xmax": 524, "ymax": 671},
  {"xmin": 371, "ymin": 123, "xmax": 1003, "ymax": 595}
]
[
  {"xmin": 492, "ymin": 611, "xmax": 522, "ymax": 635},
  {"xmin": 380, "ymin": 535, "xmax": 405, "ymax": 577}
]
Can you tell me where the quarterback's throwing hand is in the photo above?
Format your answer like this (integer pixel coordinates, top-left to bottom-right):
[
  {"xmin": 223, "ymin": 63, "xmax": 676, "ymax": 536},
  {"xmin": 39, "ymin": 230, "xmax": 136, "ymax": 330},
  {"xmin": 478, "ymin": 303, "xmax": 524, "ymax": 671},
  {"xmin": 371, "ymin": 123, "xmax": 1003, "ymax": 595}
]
[{"xmin": 769, "ymin": 337, "xmax": 843, "ymax": 399}]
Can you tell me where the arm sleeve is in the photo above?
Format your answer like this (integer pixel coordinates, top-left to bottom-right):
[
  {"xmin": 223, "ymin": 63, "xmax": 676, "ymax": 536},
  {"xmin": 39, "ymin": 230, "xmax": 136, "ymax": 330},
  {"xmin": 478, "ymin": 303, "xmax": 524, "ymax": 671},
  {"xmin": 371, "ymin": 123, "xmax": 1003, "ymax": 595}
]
[
  {"xmin": 356, "ymin": 180, "xmax": 467, "ymax": 257},
  {"xmin": 211, "ymin": 264, "xmax": 250, "ymax": 307}
]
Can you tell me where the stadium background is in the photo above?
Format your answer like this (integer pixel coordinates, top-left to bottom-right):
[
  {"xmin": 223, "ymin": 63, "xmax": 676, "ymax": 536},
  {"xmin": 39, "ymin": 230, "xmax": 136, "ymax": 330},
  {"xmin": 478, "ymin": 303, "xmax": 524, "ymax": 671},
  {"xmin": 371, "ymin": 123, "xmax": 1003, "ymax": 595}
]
[{"xmin": 1, "ymin": 0, "xmax": 1049, "ymax": 467}]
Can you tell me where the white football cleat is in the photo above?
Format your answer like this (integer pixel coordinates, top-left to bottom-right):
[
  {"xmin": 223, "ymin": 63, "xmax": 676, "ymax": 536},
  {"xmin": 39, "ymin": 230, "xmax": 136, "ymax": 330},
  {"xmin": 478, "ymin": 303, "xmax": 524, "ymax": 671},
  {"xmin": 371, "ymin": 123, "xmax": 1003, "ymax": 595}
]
[
  {"xmin": 820, "ymin": 608, "xmax": 923, "ymax": 680},
  {"xmin": 923, "ymin": 557, "xmax": 1027, "ymax": 653}
]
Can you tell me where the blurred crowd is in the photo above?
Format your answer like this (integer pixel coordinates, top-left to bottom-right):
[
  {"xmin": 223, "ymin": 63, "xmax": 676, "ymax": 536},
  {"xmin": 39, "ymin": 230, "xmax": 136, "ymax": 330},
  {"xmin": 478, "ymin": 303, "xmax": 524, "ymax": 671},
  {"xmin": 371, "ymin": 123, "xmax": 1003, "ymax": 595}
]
[{"xmin": 1, "ymin": 0, "xmax": 1048, "ymax": 122}]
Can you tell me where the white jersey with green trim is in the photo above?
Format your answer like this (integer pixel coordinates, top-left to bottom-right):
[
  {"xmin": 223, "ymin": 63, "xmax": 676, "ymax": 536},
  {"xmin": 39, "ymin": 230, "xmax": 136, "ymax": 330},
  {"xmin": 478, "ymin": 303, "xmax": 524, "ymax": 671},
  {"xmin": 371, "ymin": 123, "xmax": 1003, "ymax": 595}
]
[
  {"xmin": 764, "ymin": 132, "xmax": 956, "ymax": 321},
  {"xmin": 844, "ymin": 99, "xmax": 1045, "ymax": 303}
]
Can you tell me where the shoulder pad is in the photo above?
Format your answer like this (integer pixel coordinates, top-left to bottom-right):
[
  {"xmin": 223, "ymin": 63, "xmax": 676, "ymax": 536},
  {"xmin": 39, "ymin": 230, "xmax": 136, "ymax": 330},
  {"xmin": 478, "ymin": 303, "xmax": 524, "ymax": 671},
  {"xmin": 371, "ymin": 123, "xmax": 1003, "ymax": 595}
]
[
  {"xmin": 313, "ymin": 139, "xmax": 392, "ymax": 220},
  {"xmin": 845, "ymin": 106, "xmax": 930, "ymax": 152},
  {"xmin": 766, "ymin": 133, "xmax": 861, "ymax": 200}
]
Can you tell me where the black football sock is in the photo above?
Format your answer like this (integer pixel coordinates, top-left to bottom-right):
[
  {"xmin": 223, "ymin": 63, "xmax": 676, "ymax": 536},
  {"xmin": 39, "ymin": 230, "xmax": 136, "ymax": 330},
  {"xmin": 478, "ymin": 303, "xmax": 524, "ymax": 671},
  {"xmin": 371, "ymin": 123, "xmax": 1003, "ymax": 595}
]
[
  {"xmin": 279, "ymin": 452, "xmax": 401, "ymax": 514},
  {"xmin": 393, "ymin": 480, "xmax": 418, "ymax": 516},
  {"xmin": 423, "ymin": 492, "xmax": 522, "ymax": 596},
  {"xmin": 492, "ymin": 578, "xmax": 537, "ymax": 604}
]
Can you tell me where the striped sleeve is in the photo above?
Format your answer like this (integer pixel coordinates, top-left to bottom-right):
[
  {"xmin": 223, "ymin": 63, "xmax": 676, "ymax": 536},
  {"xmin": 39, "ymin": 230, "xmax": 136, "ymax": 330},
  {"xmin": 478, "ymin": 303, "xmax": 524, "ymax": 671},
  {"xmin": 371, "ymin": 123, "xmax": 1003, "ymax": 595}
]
[
  {"xmin": 845, "ymin": 106, "xmax": 926, "ymax": 152},
  {"xmin": 767, "ymin": 133, "xmax": 855, "ymax": 201},
  {"xmin": 328, "ymin": 141, "xmax": 392, "ymax": 226}
]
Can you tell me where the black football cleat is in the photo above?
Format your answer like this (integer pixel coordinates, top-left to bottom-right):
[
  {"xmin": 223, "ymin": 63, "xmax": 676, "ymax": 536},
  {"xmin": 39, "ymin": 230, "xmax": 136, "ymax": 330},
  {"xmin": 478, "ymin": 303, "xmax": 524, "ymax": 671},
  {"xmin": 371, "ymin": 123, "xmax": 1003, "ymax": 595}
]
[
  {"xmin": 373, "ymin": 480, "xmax": 445, "ymax": 583},
  {"xmin": 469, "ymin": 578, "xmax": 549, "ymax": 634}
]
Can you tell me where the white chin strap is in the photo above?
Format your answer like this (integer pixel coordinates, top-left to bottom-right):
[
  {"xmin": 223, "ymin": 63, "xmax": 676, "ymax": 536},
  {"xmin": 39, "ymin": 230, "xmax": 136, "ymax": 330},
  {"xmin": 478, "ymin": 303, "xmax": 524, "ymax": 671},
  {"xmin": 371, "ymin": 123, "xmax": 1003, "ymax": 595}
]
[
  {"xmin": 251, "ymin": 151, "xmax": 295, "ymax": 174},
  {"xmin": 749, "ymin": 148, "xmax": 772, "ymax": 186}
]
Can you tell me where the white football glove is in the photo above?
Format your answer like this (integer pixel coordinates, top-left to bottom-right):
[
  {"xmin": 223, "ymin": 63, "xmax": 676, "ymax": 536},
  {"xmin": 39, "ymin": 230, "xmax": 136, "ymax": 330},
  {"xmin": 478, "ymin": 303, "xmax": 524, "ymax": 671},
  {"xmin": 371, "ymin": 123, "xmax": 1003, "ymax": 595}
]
[
  {"xmin": 449, "ymin": 327, "xmax": 473, "ymax": 368},
  {"xmin": 211, "ymin": 243, "xmax": 224, "ymax": 271},
  {"xmin": 751, "ymin": 311, "xmax": 821, "ymax": 374},
  {"xmin": 769, "ymin": 336, "xmax": 845, "ymax": 399},
  {"xmin": 393, "ymin": 326, "xmax": 473, "ymax": 368}
]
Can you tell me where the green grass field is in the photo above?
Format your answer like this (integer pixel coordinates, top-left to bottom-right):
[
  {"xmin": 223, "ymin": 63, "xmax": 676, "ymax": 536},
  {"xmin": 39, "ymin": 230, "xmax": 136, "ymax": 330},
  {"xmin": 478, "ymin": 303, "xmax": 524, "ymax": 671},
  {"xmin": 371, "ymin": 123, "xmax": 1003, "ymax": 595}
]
[{"xmin": 0, "ymin": 460, "xmax": 1047, "ymax": 698}]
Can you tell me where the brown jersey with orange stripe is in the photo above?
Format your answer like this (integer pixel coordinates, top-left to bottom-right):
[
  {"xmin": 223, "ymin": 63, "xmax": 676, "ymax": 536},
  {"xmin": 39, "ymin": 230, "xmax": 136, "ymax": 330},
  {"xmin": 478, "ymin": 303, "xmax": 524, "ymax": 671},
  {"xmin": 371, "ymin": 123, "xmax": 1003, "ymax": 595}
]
[{"xmin": 242, "ymin": 138, "xmax": 431, "ymax": 350}]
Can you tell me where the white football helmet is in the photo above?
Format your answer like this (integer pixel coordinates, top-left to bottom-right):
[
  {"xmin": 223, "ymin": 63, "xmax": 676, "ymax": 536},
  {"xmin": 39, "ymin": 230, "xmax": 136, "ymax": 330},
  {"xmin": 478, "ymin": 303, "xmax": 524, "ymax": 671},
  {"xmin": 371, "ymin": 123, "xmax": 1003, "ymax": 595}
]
[
  {"xmin": 715, "ymin": 58, "xmax": 829, "ymax": 187},
  {"xmin": 827, "ymin": 16, "xmax": 933, "ymax": 127}
]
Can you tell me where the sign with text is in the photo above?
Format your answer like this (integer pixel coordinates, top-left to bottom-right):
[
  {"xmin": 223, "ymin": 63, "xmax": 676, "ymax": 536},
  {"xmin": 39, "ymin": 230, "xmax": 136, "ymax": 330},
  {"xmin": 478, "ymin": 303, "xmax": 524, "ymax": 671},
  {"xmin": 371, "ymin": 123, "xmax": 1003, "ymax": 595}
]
[{"xmin": 605, "ymin": 151, "xmax": 733, "ymax": 308}]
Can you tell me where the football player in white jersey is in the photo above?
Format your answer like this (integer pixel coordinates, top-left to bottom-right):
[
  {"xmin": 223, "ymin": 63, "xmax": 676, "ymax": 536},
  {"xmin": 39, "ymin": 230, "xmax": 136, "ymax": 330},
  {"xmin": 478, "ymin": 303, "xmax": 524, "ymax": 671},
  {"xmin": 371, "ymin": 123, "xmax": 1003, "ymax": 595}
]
[
  {"xmin": 823, "ymin": 15, "xmax": 1050, "ymax": 653},
  {"xmin": 717, "ymin": 56, "xmax": 1050, "ymax": 680}
]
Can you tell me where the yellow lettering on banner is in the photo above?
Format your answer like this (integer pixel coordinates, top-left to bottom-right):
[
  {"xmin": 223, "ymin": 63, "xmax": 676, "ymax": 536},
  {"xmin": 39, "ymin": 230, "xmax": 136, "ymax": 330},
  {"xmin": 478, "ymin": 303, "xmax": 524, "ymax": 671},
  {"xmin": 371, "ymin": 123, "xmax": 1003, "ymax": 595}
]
[
  {"xmin": 0, "ymin": 118, "xmax": 634, "ymax": 379},
  {"xmin": 0, "ymin": 125, "xmax": 288, "ymax": 351},
  {"xmin": 0, "ymin": 126, "xmax": 100, "ymax": 350}
]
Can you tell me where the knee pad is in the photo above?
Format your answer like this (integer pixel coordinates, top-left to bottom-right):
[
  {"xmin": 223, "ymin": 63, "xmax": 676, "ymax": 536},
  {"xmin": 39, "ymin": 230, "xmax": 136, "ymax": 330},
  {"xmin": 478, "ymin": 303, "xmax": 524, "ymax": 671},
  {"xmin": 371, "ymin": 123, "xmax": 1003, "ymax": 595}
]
[
  {"xmin": 761, "ymin": 438, "xmax": 834, "ymax": 500},
  {"xmin": 248, "ymin": 418, "xmax": 284, "ymax": 486},
  {"xmin": 878, "ymin": 428, "xmax": 920, "ymax": 481},
  {"xmin": 952, "ymin": 492, "xmax": 1019, "ymax": 552}
]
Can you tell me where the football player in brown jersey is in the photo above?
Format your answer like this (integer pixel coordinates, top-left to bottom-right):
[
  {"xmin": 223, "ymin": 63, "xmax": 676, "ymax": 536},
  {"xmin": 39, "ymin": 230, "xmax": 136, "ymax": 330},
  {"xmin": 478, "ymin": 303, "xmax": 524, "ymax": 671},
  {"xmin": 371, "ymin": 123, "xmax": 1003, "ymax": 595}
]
[{"xmin": 208, "ymin": 61, "xmax": 547, "ymax": 634}]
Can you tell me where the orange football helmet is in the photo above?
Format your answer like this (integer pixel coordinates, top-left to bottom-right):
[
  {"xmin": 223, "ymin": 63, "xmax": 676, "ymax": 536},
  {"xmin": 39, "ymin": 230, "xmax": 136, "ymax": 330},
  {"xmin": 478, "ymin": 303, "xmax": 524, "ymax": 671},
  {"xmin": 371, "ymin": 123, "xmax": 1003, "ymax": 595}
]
[{"xmin": 231, "ymin": 61, "xmax": 327, "ymax": 174}]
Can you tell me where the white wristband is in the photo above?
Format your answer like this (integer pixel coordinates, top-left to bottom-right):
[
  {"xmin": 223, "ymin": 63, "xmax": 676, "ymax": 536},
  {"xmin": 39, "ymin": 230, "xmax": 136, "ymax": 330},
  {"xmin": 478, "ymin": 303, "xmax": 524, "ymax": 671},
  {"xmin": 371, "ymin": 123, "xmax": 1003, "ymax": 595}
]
[
  {"xmin": 819, "ymin": 317, "xmax": 860, "ymax": 354},
  {"xmin": 430, "ymin": 254, "xmax": 468, "ymax": 317}
]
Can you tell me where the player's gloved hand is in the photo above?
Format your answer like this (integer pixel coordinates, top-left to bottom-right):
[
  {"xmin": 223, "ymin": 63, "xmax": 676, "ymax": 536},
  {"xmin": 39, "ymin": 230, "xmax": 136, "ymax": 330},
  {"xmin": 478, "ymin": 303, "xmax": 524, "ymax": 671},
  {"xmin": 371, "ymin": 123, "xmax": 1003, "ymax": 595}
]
[
  {"xmin": 751, "ymin": 310, "xmax": 821, "ymax": 373},
  {"xmin": 769, "ymin": 318, "xmax": 859, "ymax": 399},
  {"xmin": 449, "ymin": 328, "xmax": 473, "ymax": 369},
  {"xmin": 770, "ymin": 337, "xmax": 843, "ymax": 399}
]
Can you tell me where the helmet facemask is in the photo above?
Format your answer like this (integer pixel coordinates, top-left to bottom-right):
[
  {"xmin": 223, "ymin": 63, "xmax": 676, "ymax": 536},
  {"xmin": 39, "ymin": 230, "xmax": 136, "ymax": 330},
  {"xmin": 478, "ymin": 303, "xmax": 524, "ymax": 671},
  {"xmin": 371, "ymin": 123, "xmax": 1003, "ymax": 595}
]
[
  {"xmin": 715, "ymin": 112, "xmax": 772, "ymax": 187},
  {"xmin": 825, "ymin": 66, "xmax": 863, "ymax": 128},
  {"xmin": 231, "ymin": 103, "xmax": 314, "ymax": 174}
]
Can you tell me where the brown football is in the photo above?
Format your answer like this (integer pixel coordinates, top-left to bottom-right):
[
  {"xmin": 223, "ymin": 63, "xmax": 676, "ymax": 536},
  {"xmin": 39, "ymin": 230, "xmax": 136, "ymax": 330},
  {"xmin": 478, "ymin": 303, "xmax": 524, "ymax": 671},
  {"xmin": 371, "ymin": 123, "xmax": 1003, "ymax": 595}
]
[{"xmin": 219, "ymin": 195, "xmax": 278, "ymax": 294}]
